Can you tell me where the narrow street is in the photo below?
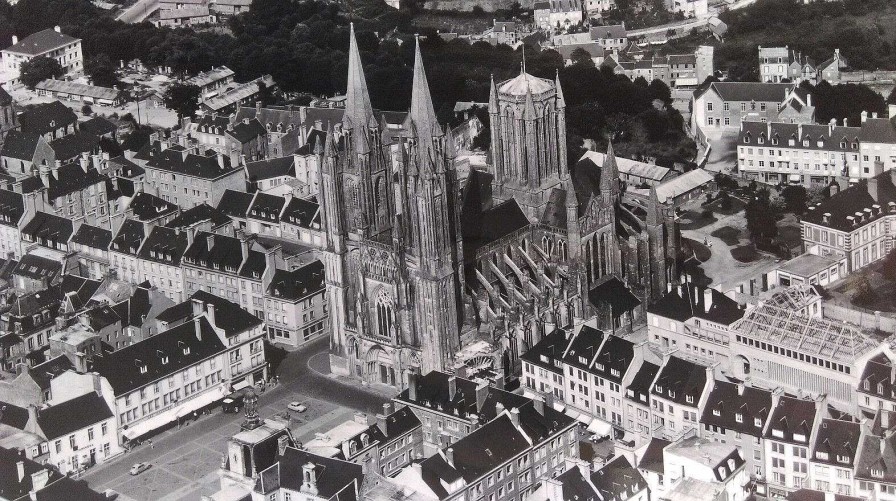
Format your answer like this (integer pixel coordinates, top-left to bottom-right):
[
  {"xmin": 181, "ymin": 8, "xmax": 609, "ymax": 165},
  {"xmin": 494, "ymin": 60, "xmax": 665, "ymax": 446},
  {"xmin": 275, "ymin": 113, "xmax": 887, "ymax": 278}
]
[{"xmin": 81, "ymin": 337, "xmax": 390, "ymax": 501}]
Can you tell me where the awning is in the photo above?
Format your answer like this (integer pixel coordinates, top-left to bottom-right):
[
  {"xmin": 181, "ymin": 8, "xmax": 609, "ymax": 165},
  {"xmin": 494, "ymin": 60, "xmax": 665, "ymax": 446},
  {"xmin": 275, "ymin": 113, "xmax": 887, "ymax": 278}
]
[
  {"xmin": 587, "ymin": 419, "xmax": 613, "ymax": 436},
  {"xmin": 788, "ymin": 174, "xmax": 801, "ymax": 182},
  {"xmin": 564, "ymin": 408, "xmax": 581, "ymax": 421},
  {"xmin": 232, "ymin": 380, "xmax": 251, "ymax": 391},
  {"xmin": 552, "ymin": 402, "xmax": 566, "ymax": 412},
  {"xmin": 576, "ymin": 414, "xmax": 591, "ymax": 425},
  {"xmin": 123, "ymin": 388, "xmax": 226, "ymax": 439}
]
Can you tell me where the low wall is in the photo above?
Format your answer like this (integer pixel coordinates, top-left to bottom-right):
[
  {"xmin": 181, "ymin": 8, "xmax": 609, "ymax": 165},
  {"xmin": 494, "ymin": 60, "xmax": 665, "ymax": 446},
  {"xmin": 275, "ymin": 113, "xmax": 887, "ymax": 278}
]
[{"xmin": 822, "ymin": 302, "xmax": 896, "ymax": 333}]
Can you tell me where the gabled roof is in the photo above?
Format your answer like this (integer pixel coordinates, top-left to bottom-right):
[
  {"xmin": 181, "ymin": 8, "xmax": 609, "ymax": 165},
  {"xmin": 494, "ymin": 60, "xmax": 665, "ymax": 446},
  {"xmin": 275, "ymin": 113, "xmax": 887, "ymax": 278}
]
[
  {"xmin": 28, "ymin": 355, "xmax": 73, "ymax": 391},
  {"xmin": 256, "ymin": 447, "xmax": 363, "ymax": 498},
  {"xmin": 648, "ymin": 283, "xmax": 744, "ymax": 325},
  {"xmin": 22, "ymin": 161, "xmax": 109, "ymax": 202},
  {"xmin": 18, "ymin": 101, "xmax": 78, "ymax": 137},
  {"xmin": 590, "ymin": 24, "xmax": 626, "ymax": 40},
  {"xmin": 216, "ymin": 189, "xmax": 254, "ymax": 219},
  {"xmin": 13, "ymin": 254, "xmax": 61, "ymax": 281},
  {"xmin": 651, "ymin": 356, "xmax": 708, "ymax": 407},
  {"xmin": 626, "ymin": 360, "xmax": 659, "ymax": 405},
  {"xmin": 245, "ymin": 156, "xmax": 295, "ymax": 182},
  {"xmin": 765, "ymin": 395, "xmax": 818, "ymax": 445},
  {"xmin": 79, "ymin": 117, "xmax": 118, "ymax": 137},
  {"xmin": 165, "ymin": 203, "xmax": 231, "ymax": 229},
  {"xmin": 247, "ymin": 192, "xmax": 286, "ymax": 223},
  {"xmin": 70, "ymin": 224, "xmax": 113, "ymax": 250},
  {"xmin": 37, "ymin": 392, "xmax": 113, "ymax": 439},
  {"xmin": 4, "ymin": 28, "xmax": 79, "ymax": 56},
  {"xmin": 461, "ymin": 198, "xmax": 529, "ymax": 257},
  {"xmin": 812, "ymin": 418, "xmax": 859, "ymax": 468},
  {"xmin": 592, "ymin": 334, "xmax": 634, "ymax": 384},
  {"xmin": 109, "ymin": 219, "xmax": 145, "ymax": 256},
  {"xmin": 281, "ymin": 196, "xmax": 320, "ymax": 229},
  {"xmin": 696, "ymin": 82, "xmax": 794, "ymax": 103},
  {"xmin": 859, "ymin": 117, "xmax": 896, "ymax": 144},
  {"xmin": 128, "ymin": 192, "xmax": 179, "ymax": 221},
  {"xmin": 137, "ymin": 225, "xmax": 188, "ymax": 266},
  {"xmin": 700, "ymin": 380, "xmax": 772, "ymax": 437},
  {"xmin": 182, "ymin": 231, "xmax": 246, "ymax": 273},
  {"xmin": 520, "ymin": 328, "xmax": 567, "ymax": 374},
  {"xmin": 638, "ymin": 437, "xmax": 670, "ymax": 473},
  {"xmin": 590, "ymin": 455, "xmax": 647, "ymax": 500},
  {"xmin": 21, "ymin": 212, "xmax": 73, "ymax": 246},
  {"xmin": 267, "ymin": 260, "xmax": 324, "ymax": 302},
  {"xmin": 226, "ymin": 118, "xmax": 266, "ymax": 144},
  {"xmin": 157, "ymin": 289, "xmax": 261, "ymax": 338},
  {"xmin": 0, "ymin": 130, "xmax": 39, "ymax": 161},
  {"xmin": 35, "ymin": 80, "xmax": 122, "ymax": 101},
  {"xmin": 92, "ymin": 316, "xmax": 226, "ymax": 394},
  {"xmin": 143, "ymin": 142, "xmax": 238, "ymax": 179},
  {"xmin": 0, "ymin": 189, "xmax": 24, "ymax": 228}
]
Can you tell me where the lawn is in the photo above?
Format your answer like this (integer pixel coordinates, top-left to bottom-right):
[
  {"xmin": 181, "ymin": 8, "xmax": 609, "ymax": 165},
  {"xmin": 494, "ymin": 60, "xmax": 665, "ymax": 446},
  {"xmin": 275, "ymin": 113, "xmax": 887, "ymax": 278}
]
[
  {"xmin": 731, "ymin": 244, "xmax": 760, "ymax": 263},
  {"xmin": 710, "ymin": 226, "xmax": 742, "ymax": 246},
  {"xmin": 679, "ymin": 210, "xmax": 718, "ymax": 231},
  {"xmin": 681, "ymin": 237, "xmax": 712, "ymax": 262}
]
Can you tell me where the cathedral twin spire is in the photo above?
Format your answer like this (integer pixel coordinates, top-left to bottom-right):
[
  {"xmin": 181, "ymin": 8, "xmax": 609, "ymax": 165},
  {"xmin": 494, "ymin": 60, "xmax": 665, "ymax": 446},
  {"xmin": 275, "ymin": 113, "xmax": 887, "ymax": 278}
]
[{"xmin": 345, "ymin": 23, "xmax": 376, "ymax": 131}]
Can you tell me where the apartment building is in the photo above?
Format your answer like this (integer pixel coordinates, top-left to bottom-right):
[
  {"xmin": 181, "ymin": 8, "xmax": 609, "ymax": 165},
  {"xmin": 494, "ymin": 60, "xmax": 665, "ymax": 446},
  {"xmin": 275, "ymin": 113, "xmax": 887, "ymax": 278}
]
[
  {"xmin": 650, "ymin": 355, "xmax": 711, "ymax": 440},
  {"xmin": 737, "ymin": 121, "xmax": 860, "ymax": 186},
  {"xmin": 1, "ymin": 27, "xmax": 83, "ymax": 86},
  {"xmin": 801, "ymin": 169, "xmax": 896, "ymax": 272},
  {"xmin": 759, "ymin": 46, "xmax": 817, "ymax": 84},
  {"xmin": 663, "ymin": 437, "xmax": 748, "ymax": 500},
  {"xmin": 135, "ymin": 225, "xmax": 188, "ymax": 302},
  {"xmin": 692, "ymin": 82, "xmax": 802, "ymax": 131},
  {"xmin": 264, "ymin": 260, "xmax": 326, "ymax": 348},
  {"xmin": 533, "ymin": 0, "xmax": 584, "ymax": 32},
  {"xmin": 134, "ymin": 141, "xmax": 244, "ymax": 208},
  {"xmin": 700, "ymin": 379, "xmax": 773, "ymax": 479},
  {"xmin": 809, "ymin": 417, "xmax": 860, "ymax": 497},
  {"xmin": 764, "ymin": 395, "xmax": 823, "ymax": 496}
]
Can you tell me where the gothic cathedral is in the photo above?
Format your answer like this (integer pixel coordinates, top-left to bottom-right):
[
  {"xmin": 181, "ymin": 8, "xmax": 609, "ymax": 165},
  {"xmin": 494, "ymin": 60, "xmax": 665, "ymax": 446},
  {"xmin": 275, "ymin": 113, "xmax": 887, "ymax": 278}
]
[{"xmin": 323, "ymin": 27, "xmax": 679, "ymax": 389}]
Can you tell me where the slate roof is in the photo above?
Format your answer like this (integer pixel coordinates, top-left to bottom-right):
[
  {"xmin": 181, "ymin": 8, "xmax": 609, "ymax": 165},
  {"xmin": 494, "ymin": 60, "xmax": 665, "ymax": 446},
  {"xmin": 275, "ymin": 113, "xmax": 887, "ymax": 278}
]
[
  {"xmin": 37, "ymin": 392, "xmax": 113, "ymax": 439},
  {"xmin": 637, "ymin": 437, "xmax": 670, "ymax": 474},
  {"xmin": 858, "ymin": 353, "xmax": 896, "ymax": 402},
  {"xmin": 626, "ymin": 361, "xmax": 659, "ymax": 405},
  {"xmin": 281, "ymin": 196, "xmax": 320, "ymax": 228},
  {"xmin": 696, "ymin": 82, "xmax": 794, "ymax": 103},
  {"xmin": 216, "ymin": 189, "xmax": 254, "ymax": 219},
  {"xmin": 700, "ymin": 380, "xmax": 772, "ymax": 437},
  {"xmin": 590, "ymin": 24, "xmax": 626, "ymax": 40},
  {"xmin": 92, "ymin": 316, "xmax": 225, "ymax": 394},
  {"xmin": 0, "ymin": 130, "xmax": 39, "ymax": 161},
  {"xmin": 0, "ymin": 446, "xmax": 63, "ymax": 499},
  {"xmin": 256, "ymin": 447, "xmax": 363, "ymax": 498},
  {"xmin": 128, "ymin": 192, "xmax": 178, "ymax": 221},
  {"xmin": 79, "ymin": 117, "xmax": 118, "ymax": 137},
  {"xmin": 551, "ymin": 466, "xmax": 598, "ymax": 500},
  {"xmin": 110, "ymin": 219, "xmax": 145, "ymax": 256},
  {"xmin": 226, "ymin": 118, "xmax": 266, "ymax": 144},
  {"xmin": 461, "ymin": 198, "xmax": 529, "ymax": 258},
  {"xmin": 592, "ymin": 334, "xmax": 634, "ymax": 384},
  {"xmin": 21, "ymin": 212, "xmax": 73, "ymax": 247},
  {"xmin": 245, "ymin": 156, "xmax": 295, "ymax": 182},
  {"xmin": 648, "ymin": 283, "xmax": 744, "ymax": 325},
  {"xmin": 18, "ymin": 101, "xmax": 78, "ymax": 137},
  {"xmin": 143, "ymin": 143, "xmax": 238, "ymax": 179},
  {"xmin": 739, "ymin": 122, "xmax": 859, "ymax": 152},
  {"xmin": 803, "ymin": 171, "xmax": 896, "ymax": 231},
  {"xmin": 157, "ymin": 289, "xmax": 261, "ymax": 338},
  {"xmin": 5, "ymin": 28, "xmax": 79, "ymax": 56},
  {"xmin": 590, "ymin": 455, "xmax": 646, "ymax": 500},
  {"xmin": 184, "ymin": 66, "xmax": 234, "ymax": 88},
  {"xmin": 812, "ymin": 418, "xmax": 859, "ymax": 468},
  {"xmin": 35, "ymin": 80, "xmax": 122, "ymax": 102},
  {"xmin": 267, "ymin": 260, "xmax": 324, "ymax": 302},
  {"xmin": 182, "ymin": 231, "xmax": 245, "ymax": 273},
  {"xmin": 519, "ymin": 328, "xmax": 567, "ymax": 375},
  {"xmin": 23, "ymin": 161, "xmax": 109, "ymax": 202},
  {"xmin": 165, "ymin": 203, "xmax": 231, "ymax": 229},
  {"xmin": 561, "ymin": 325, "xmax": 604, "ymax": 372},
  {"xmin": 13, "ymin": 254, "xmax": 60, "ymax": 281},
  {"xmin": 588, "ymin": 277, "xmax": 640, "ymax": 318},
  {"xmin": 765, "ymin": 395, "xmax": 818, "ymax": 445},
  {"xmin": 70, "ymin": 224, "xmax": 113, "ymax": 250},
  {"xmin": 859, "ymin": 117, "xmax": 896, "ymax": 144},
  {"xmin": 137, "ymin": 225, "xmax": 188, "ymax": 266},
  {"xmin": 247, "ymin": 192, "xmax": 285, "ymax": 223},
  {"xmin": 651, "ymin": 356, "xmax": 708, "ymax": 407},
  {"xmin": 0, "ymin": 190, "xmax": 24, "ymax": 228}
]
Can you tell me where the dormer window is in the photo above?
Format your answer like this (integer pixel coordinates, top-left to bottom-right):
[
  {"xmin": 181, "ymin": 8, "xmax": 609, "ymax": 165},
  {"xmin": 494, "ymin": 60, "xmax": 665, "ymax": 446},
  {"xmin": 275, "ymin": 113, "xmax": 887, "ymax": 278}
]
[
  {"xmin": 879, "ymin": 383, "xmax": 885, "ymax": 394},
  {"xmin": 735, "ymin": 413, "xmax": 743, "ymax": 423},
  {"xmin": 685, "ymin": 395, "xmax": 693, "ymax": 404},
  {"xmin": 596, "ymin": 363, "xmax": 605, "ymax": 371},
  {"xmin": 802, "ymin": 139, "xmax": 809, "ymax": 147},
  {"xmin": 840, "ymin": 141, "xmax": 846, "ymax": 148},
  {"xmin": 754, "ymin": 418, "xmax": 762, "ymax": 427},
  {"xmin": 578, "ymin": 356, "xmax": 587, "ymax": 364},
  {"xmin": 655, "ymin": 385, "xmax": 663, "ymax": 393},
  {"xmin": 816, "ymin": 451, "xmax": 829, "ymax": 460},
  {"xmin": 713, "ymin": 409, "xmax": 721, "ymax": 416},
  {"xmin": 864, "ymin": 380, "xmax": 870, "ymax": 390},
  {"xmin": 772, "ymin": 137, "xmax": 779, "ymax": 146},
  {"xmin": 743, "ymin": 135, "xmax": 750, "ymax": 144},
  {"xmin": 836, "ymin": 454, "xmax": 850, "ymax": 464},
  {"xmin": 669, "ymin": 390, "xmax": 676, "ymax": 399},
  {"xmin": 611, "ymin": 369, "xmax": 620, "ymax": 377},
  {"xmin": 872, "ymin": 468, "xmax": 884, "ymax": 479}
]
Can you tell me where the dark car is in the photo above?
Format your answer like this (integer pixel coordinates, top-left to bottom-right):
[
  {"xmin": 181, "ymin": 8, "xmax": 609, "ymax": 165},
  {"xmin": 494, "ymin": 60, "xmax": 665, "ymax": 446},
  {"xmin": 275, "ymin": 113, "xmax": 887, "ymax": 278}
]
[{"xmin": 222, "ymin": 388, "xmax": 252, "ymax": 413}]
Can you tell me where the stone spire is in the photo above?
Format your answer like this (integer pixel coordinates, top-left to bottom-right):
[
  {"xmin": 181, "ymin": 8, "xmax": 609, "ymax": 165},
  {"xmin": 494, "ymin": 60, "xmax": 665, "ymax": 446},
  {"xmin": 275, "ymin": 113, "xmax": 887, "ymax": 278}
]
[
  {"xmin": 408, "ymin": 36, "xmax": 441, "ymax": 140},
  {"xmin": 555, "ymin": 71, "xmax": 566, "ymax": 109},
  {"xmin": 647, "ymin": 184, "xmax": 662, "ymax": 226},
  {"xmin": 488, "ymin": 74, "xmax": 499, "ymax": 114},
  {"xmin": 601, "ymin": 140, "xmax": 620, "ymax": 201},
  {"xmin": 523, "ymin": 88, "xmax": 536, "ymax": 121},
  {"xmin": 445, "ymin": 125, "xmax": 457, "ymax": 159},
  {"xmin": 344, "ymin": 23, "xmax": 375, "ymax": 130}
]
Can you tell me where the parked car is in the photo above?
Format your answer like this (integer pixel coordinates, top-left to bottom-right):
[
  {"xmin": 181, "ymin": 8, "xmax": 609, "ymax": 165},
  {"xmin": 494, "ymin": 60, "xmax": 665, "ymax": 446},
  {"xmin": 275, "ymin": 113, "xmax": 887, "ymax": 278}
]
[
  {"xmin": 129, "ymin": 463, "xmax": 151, "ymax": 475},
  {"xmin": 287, "ymin": 401, "xmax": 307, "ymax": 413}
]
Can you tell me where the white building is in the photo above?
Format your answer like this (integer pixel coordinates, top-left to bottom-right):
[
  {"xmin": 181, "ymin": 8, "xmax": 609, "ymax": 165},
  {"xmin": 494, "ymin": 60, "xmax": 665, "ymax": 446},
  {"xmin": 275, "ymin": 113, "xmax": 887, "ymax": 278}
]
[{"xmin": 1, "ymin": 27, "xmax": 83, "ymax": 87}]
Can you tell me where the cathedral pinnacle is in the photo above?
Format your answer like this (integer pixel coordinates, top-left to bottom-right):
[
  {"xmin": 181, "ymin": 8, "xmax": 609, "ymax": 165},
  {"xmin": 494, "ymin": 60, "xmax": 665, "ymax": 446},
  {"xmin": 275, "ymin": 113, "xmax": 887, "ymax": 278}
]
[
  {"xmin": 647, "ymin": 184, "xmax": 662, "ymax": 226},
  {"xmin": 523, "ymin": 88, "xmax": 536, "ymax": 122},
  {"xmin": 601, "ymin": 140, "xmax": 620, "ymax": 197},
  {"xmin": 555, "ymin": 70, "xmax": 566, "ymax": 109},
  {"xmin": 408, "ymin": 36, "xmax": 441, "ymax": 140},
  {"xmin": 488, "ymin": 74, "xmax": 499, "ymax": 114},
  {"xmin": 345, "ymin": 23, "xmax": 375, "ymax": 131}
]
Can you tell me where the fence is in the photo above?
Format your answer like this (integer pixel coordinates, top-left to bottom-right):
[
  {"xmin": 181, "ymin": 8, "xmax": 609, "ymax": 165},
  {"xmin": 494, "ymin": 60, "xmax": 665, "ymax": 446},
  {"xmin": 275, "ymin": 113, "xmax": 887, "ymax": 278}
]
[{"xmin": 822, "ymin": 302, "xmax": 896, "ymax": 334}]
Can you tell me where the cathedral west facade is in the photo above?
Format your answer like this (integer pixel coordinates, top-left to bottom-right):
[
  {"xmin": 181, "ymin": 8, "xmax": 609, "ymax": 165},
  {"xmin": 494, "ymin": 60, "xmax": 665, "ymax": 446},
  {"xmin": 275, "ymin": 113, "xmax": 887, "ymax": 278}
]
[{"xmin": 323, "ymin": 26, "xmax": 679, "ymax": 389}]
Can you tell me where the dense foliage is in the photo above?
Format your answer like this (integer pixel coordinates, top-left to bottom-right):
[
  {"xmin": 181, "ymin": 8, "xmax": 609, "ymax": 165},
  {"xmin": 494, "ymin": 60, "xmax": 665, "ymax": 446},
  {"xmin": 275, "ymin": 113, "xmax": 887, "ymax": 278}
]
[
  {"xmin": 19, "ymin": 55, "xmax": 63, "ymax": 89},
  {"xmin": 717, "ymin": 0, "xmax": 896, "ymax": 78},
  {"xmin": 798, "ymin": 81, "xmax": 886, "ymax": 127}
]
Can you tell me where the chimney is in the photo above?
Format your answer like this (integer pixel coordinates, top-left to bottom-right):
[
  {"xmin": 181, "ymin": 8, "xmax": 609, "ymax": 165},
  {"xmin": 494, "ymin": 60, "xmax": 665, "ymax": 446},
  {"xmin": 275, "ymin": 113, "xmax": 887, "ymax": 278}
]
[
  {"xmin": 807, "ymin": 93, "xmax": 811, "ymax": 108},
  {"xmin": 241, "ymin": 237, "xmax": 249, "ymax": 262},
  {"xmin": 206, "ymin": 233, "xmax": 214, "ymax": 251},
  {"xmin": 217, "ymin": 154, "xmax": 225, "ymax": 170},
  {"xmin": 16, "ymin": 461, "xmax": 24, "ymax": 482},
  {"xmin": 703, "ymin": 287, "xmax": 713, "ymax": 313},
  {"xmin": 889, "ymin": 104, "xmax": 896, "ymax": 120},
  {"xmin": 869, "ymin": 177, "xmax": 880, "ymax": 202},
  {"xmin": 92, "ymin": 373, "xmax": 102, "ymax": 395},
  {"xmin": 191, "ymin": 298, "xmax": 204, "ymax": 318},
  {"xmin": 844, "ymin": 117, "xmax": 848, "ymax": 127},
  {"xmin": 448, "ymin": 376, "xmax": 457, "ymax": 401},
  {"xmin": 300, "ymin": 462, "xmax": 318, "ymax": 495},
  {"xmin": 79, "ymin": 152, "xmax": 90, "ymax": 173},
  {"xmin": 407, "ymin": 371, "xmax": 418, "ymax": 401},
  {"xmin": 475, "ymin": 381, "xmax": 488, "ymax": 411},
  {"xmin": 53, "ymin": 25, "xmax": 60, "ymax": 33},
  {"xmin": 206, "ymin": 302, "xmax": 216, "ymax": 328},
  {"xmin": 446, "ymin": 448, "xmax": 455, "ymax": 467},
  {"xmin": 873, "ymin": 112, "xmax": 879, "ymax": 119},
  {"xmin": 256, "ymin": 101, "xmax": 262, "ymax": 111},
  {"xmin": 862, "ymin": 111, "xmax": 868, "ymax": 123},
  {"xmin": 11, "ymin": 35, "xmax": 17, "ymax": 45},
  {"xmin": 737, "ymin": 382, "xmax": 744, "ymax": 396},
  {"xmin": 277, "ymin": 435, "xmax": 289, "ymax": 456},
  {"xmin": 533, "ymin": 396, "xmax": 544, "ymax": 415},
  {"xmin": 193, "ymin": 316, "xmax": 202, "ymax": 341},
  {"xmin": 509, "ymin": 407, "xmax": 520, "ymax": 428}
]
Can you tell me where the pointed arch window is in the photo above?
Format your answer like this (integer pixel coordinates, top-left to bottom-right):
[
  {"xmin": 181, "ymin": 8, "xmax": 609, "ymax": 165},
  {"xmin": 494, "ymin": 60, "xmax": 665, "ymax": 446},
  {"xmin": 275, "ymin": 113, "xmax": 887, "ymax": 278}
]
[{"xmin": 376, "ymin": 288, "xmax": 394, "ymax": 339}]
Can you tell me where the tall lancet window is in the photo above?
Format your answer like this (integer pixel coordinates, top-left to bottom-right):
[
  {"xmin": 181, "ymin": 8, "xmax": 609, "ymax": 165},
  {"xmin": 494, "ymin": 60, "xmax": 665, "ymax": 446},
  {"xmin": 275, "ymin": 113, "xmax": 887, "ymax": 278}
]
[{"xmin": 376, "ymin": 288, "xmax": 394, "ymax": 339}]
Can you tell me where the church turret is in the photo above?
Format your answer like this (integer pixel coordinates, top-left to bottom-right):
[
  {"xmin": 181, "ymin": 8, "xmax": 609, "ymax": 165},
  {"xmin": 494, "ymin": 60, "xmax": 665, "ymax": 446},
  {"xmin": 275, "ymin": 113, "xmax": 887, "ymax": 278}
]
[
  {"xmin": 600, "ymin": 141, "xmax": 621, "ymax": 206},
  {"xmin": 555, "ymin": 71, "xmax": 568, "ymax": 177},
  {"xmin": 345, "ymin": 23, "xmax": 375, "ymax": 132},
  {"xmin": 646, "ymin": 184, "xmax": 662, "ymax": 227},
  {"xmin": 488, "ymin": 75, "xmax": 504, "ymax": 187},
  {"xmin": 645, "ymin": 184, "xmax": 669, "ymax": 299}
]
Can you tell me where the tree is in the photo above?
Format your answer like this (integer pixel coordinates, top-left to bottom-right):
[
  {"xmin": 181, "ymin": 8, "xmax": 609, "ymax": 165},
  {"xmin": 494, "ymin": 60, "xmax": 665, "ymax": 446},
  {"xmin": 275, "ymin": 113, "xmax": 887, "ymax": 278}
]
[
  {"xmin": 163, "ymin": 83, "xmax": 200, "ymax": 120},
  {"xmin": 85, "ymin": 54, "xmax": 119, "ymax": 88},
  {"xmin": 569, "ymin": 48, "xmax": 595, "ymax": 68},
  {"xmin": 780, "ymin": 185, "xmax": 809, "ymax": 214},
  {"xmin": 881, "ymin": 248, "xmax": 896, "ymax": 281},
  {"xmin": 745, "ymin": 188, "xmax": 778, "ymax": 243},
  {"xmin": 718, "ymin": 189, "xmax": 732, "ymax": 210},
  {"xmin": 19, "ymin": 55, "xmax": 63, "ymax": 89}
]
